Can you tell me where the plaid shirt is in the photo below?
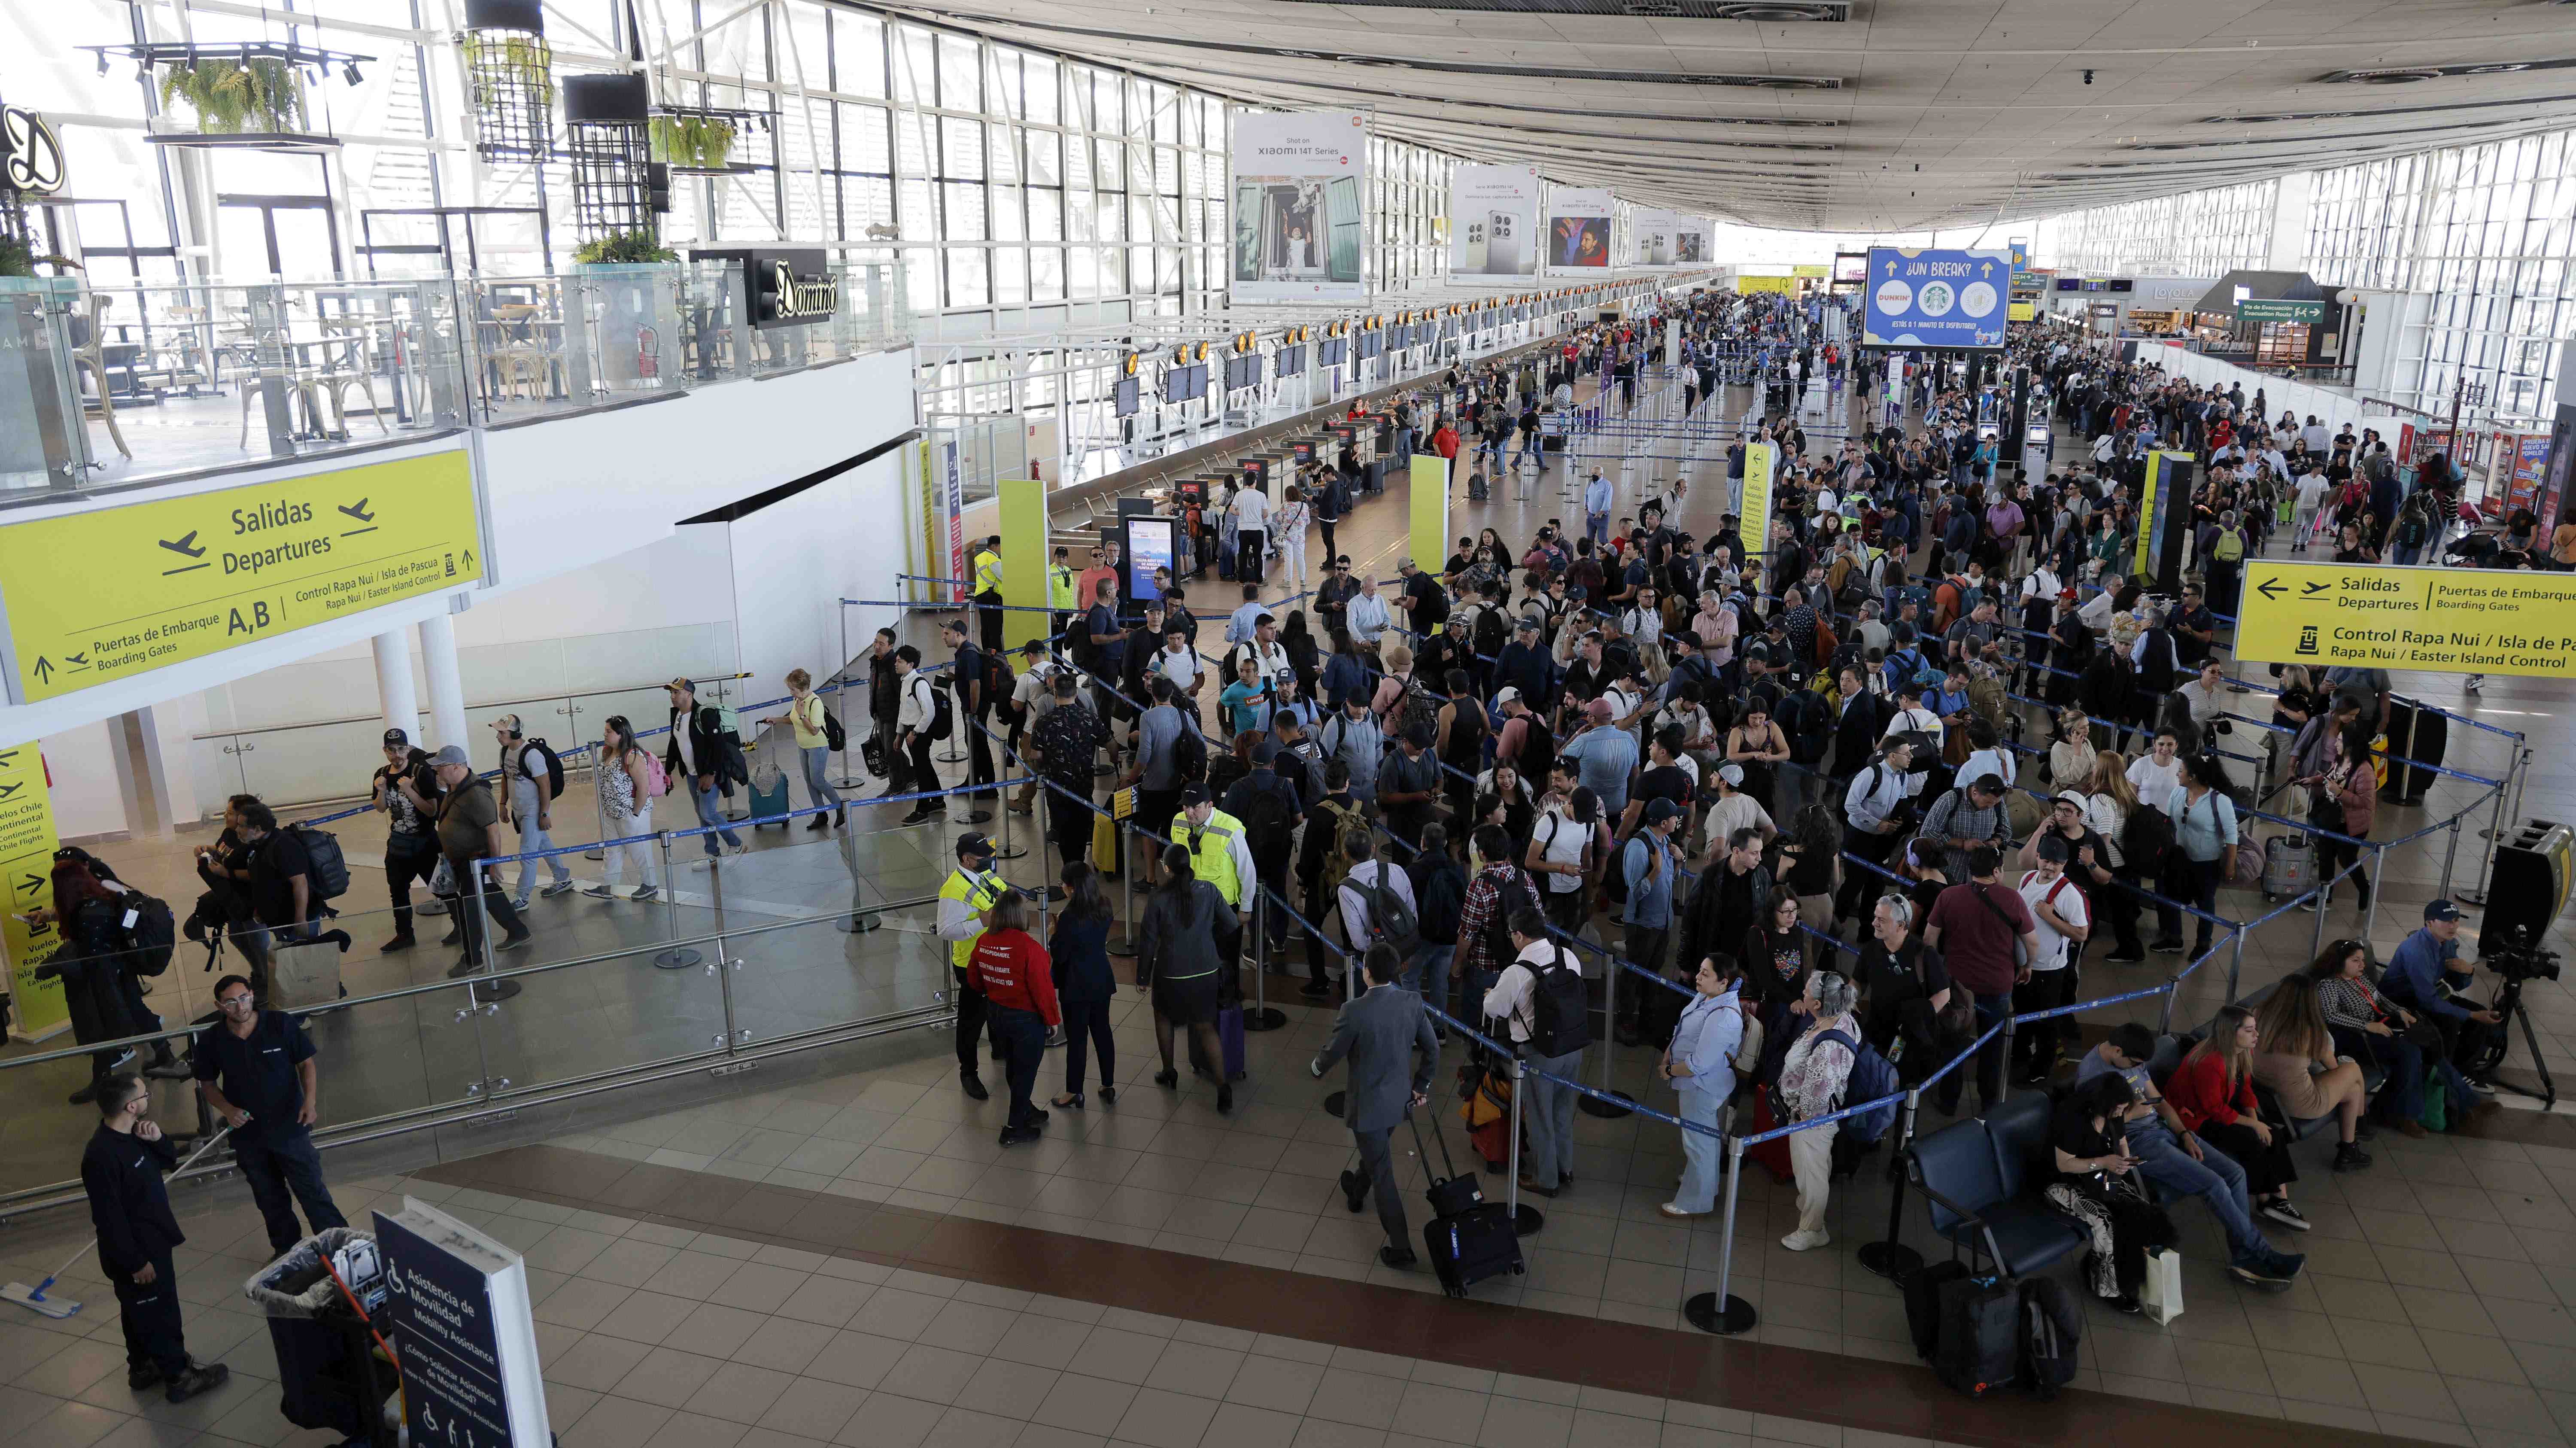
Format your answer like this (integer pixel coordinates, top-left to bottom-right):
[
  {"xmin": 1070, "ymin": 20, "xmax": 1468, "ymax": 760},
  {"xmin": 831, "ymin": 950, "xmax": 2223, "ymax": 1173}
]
[{"xmin": 1457, "ymin": 862, "xmax": 1543, "ymax": 983}]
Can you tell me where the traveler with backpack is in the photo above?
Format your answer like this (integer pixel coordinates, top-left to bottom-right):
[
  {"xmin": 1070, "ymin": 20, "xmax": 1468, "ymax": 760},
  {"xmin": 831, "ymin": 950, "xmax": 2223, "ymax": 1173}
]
[
  {"xmin": 1923, "ymin": 847, "xmax": 2041, "ymax": 1118},
  {"xmin": 430, "ymin": 745, "xmax": 532, "ymax": 967},
  {"xmin": 1777, "ymin": 971, "xmax": 1863, "ymax": 1250},
  {"xmin": 584, "ymin": 715, "xmax": 662, "ymax": 901},
  {"xmin": 231, "ymin": 798, "xmax": 337, "ymax": 966},
  {"xmin": 1338, "ymin": 834, "xmax": 1420, "ymax": 984},
  {"xmin": 33, "ymin": 859, "xmax": 178, "ymax": 1102},
  {"xmin": 1485, "ymin": 908, "xmax": 1590, "ymax": 1200},
  {"xmin": 370, "ymin": 729, "xmax": 442, "ymax": 952},
  {"xmin": 491, "ymin": 713, "xmax": 577, "ymax": 908},
  {"xmin": 1404, "ymin": 824, "xmax": 1469, "ymax": 1017},
  {"xmin": 757, "ymin": 669, "xmax": 848, "ymax": 833},
  {"xmin": 1658, "ymin": 954, "xmax": 1746, "ymax": 1219},
  {"xmin": 663, "ymin": 678, "xmax": 748, "ymax": 860}
]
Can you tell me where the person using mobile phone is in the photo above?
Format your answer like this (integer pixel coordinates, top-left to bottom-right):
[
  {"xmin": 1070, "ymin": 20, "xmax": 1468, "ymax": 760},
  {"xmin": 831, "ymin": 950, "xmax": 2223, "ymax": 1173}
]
[{"xmin": 2044, "ymin": 1071, "xmax": 2177, "ymax": 1314}]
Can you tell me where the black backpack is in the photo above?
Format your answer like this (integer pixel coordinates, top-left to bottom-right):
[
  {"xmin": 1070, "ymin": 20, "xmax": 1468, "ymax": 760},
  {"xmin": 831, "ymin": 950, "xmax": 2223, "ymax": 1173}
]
[
  {"xmin": 1471, "ymin": 606, "xmax": 1507, "ymax": 666},
  {"xmin": 1479, "ymin": 869, "xmax": 1543, "ymax": 976},
  {"xmin": 1167, "ymin": 720, "xmax": 1208, "ymax": 784},
  {"xmin": 821, "ymin": 706, "xmax": 847, "ymax": 753},
  {"xmin": 522, "ymin": 739, "xmax": 567, "ymax": 801},
  {"xmin": 1527, "ymin": 944, "xmax": 1590, "ymax": 1058},
  {"xmin": 286, "ymin": 824, "xmax": 351, "ymax": 900},
  {"xmin": 2122, "ymin": 803, "xmax": 2176, "ymax": 882},
  {"xmin": 1238, "ymin": 779, "xmax": 1298, "ymax": 868},
  {"xmin": 1366, "ymin": 854, "xmax": 1422, "ymax": 957},
  {"xmin": 2018, "ymin": 1277, "xmax": 2082, "ymax": 1399},
  {"xmin": 115, "ymin": 891, "xmax": 177, "ymax": 977},
  {"xmin": 922, "ymin": 676, "xmax": 955, "ymax": 740}
]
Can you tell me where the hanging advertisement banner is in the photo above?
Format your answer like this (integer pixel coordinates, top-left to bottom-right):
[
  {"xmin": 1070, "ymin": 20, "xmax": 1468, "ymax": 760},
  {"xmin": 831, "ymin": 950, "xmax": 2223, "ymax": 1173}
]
[
  {"xmin": 1448, "ymin": 164, "xmax": 1541, "ymax": 278},
  {"xmin": 0, "ymin": 742, "xmax": 67, "ymax": 1040},
  {"xmin": 1631, "ymin": 209, "xmax": 1689, "ymax": 270},
  {"xmin": 942, "ymin": 440, "xmax": 967, "ymax": 601},
  {"xmin": 1228, "ymin": 109, "xmax": 1367, "ymax": 302},
  {"xmin": 1862, "ymin": 247, "xmax": 2012, "ymax": 349},
  {"xmin": 1544, "ymin": 188, "xmax": 1615, "ymax": 271}
]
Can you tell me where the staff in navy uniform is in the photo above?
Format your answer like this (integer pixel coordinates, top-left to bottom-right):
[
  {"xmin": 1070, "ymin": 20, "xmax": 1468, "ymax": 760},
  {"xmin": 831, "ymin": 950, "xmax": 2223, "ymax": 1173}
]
[
  {"xmin": 82, "ymin": 1074, "xmax": 232, "ymax": 1402},
  {"xmin": 193, "ymin": 974, "xmax": 348, "ymax": 1254}
]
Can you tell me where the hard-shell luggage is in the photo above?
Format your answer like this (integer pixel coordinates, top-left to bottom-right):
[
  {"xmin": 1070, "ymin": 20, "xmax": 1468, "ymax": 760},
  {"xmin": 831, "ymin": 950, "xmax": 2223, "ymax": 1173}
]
[
  {"xmin": 1408, "ymin": 1111, "xmax": 1524, "ymax": 1297},
  {"xmin": 2262, "ymin": 833, "xmax": 2315, "ymax": 903},
  {"xmin": 2380, "ymin": 701, "xmax": 2448, "ymax": 803},
  {"xmin": 1933, "ymin": 1273, "xmax": 2021, "ymax": 1399},
  {"xmin": 1745, "ymin": 1083, "xmax": 1795, "ymax": 1186},
  {"xmin": 747, "ymin": 767, "xmax": 791, "ymax": 827},
  {"xmin": 1217, "ymin": 1004, "xmax": 1247, "ymax": 1081}
]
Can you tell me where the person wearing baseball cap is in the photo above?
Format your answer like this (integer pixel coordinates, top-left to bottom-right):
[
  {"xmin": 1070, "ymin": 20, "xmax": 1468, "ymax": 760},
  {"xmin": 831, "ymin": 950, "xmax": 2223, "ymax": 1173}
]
[
  {"xmin": 492, "ymin": 712, "xmax": 576, "ymax": 910},
  {"xmin": 2382, "ymin": 899, "xmax": 2505, "ymax": 1090},
  {"xmin": 428, "ymin": 744, "xmax": 531, "ymax": 967},
  {"xmin": 2023, "ymin": 788, "xmax": 2128, "ymax": 962},
  {"xmin": 1491, "ymin": 614, "xmax": 1554, "ymax": 707},
  {"xmin": 937, "ymin": 833, "xmax": 1013, "ymax": 1101},
  {"xmin": 367, "ymin": 726, "xmax": 443, "ymax": 952}
]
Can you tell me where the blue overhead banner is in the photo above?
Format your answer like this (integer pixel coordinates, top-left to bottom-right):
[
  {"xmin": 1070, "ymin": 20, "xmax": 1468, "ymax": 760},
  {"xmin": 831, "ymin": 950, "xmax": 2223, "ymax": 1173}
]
[{"xmin": 1862, "ymin": 247, "xmax": 2011, "ymax": 350}]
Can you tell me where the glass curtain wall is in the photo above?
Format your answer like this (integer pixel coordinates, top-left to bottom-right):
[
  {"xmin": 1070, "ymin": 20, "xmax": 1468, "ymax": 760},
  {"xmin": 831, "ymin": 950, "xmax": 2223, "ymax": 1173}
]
[{"xmin": 2040, "ymin": 128, "xmax": 2576, "ymax": 418}]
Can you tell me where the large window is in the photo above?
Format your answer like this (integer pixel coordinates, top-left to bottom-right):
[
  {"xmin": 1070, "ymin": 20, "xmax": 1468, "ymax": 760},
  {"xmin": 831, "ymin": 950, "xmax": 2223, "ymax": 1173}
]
[{"xmin": 2042, "ymin": 180, "xmax": 2281, "ymax": 280}]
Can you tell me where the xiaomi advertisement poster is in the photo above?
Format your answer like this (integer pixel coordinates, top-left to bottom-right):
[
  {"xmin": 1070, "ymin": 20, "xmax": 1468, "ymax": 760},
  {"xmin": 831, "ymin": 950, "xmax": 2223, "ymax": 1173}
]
[
  {"xmin": 1448, "ymin": 164, "xmax": 1542, "ymax": 278},
  {"xmin": 1632, "ymin": 210, "xmax": 1709, "ymax": 269},
  {"xmin": 1545, "ymin": 187, "xmax": 1616, "ymax": 271},
  {"xmin": 1229, "ymin": 109, "xmax": 1367, "ymax": 302}
]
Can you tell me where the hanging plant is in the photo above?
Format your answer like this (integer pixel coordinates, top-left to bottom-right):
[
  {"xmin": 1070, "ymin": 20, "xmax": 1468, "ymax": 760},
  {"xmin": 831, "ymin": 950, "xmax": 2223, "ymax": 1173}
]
[
  {"xmin": 573, "ymin": 230, "xmax": 678, "ymax": 265},
  {"xmin": 158, "ymin": 58, "xmax": 302, "ymax": 134},
  {"xmin": 462, "ymin": 33, "xmax": 554, "ymax": 108},
  {"xmin": 0, "ymin": 236, "xmax": 35, "ymax": 278},
  {"xmin": 650, "ymin": 115, "xmax": 738, "ymax": 170}
]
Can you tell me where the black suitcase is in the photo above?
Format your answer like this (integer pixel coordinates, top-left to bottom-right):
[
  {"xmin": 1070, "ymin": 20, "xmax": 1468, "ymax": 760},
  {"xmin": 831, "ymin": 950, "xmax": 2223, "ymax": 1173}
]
[
  {"xmin": 1933, "ymin": 1274, "xmax": 2020, "ymax": 1399},
  {"xmin": 2379, "ymin": 700, "xmax": 2448, "ymax": 804},
  {"xmin": 1407, "ymin": 1113, "xmax": 1523, "ymax": 1296},
  {"xmin": 1904, "ymin": 1259, "xmax": 1969, "ymax": 1360}
]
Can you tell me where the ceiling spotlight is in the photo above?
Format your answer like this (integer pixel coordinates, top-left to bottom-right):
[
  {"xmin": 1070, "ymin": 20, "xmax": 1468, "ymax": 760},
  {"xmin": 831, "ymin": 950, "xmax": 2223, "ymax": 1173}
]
[
  {"xmin": 2083, "ymin": 69, "xmax": 2094, "ymax": 85},
  {"xmin": 95, "ymin": 52, "xmax": 109, "ymax": 75},
  {"xmin": 343, "ymin": 61, "xmax": 363, "ymax": 85}
]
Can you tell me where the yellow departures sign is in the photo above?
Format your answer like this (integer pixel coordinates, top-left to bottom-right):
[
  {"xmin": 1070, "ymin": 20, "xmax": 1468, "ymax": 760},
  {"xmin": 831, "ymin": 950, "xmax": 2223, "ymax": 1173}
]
[
  {"xmin": 2233, "ymin": 560, "xmax": 2576, "ymax": 679},
  {"xmin": 0, "ymin": 449, "xmax": 485, "ymax": 703}
]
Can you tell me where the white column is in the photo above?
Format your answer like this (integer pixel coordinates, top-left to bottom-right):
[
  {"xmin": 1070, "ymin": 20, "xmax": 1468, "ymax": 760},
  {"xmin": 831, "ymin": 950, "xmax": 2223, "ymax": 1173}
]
[
  {"xmin": 373, "ymin": 628, "xmax": 420, "ymax": 749},
  {"xmin": 417, "ymin": 612, "xmax": 468, "ymax": 752}
]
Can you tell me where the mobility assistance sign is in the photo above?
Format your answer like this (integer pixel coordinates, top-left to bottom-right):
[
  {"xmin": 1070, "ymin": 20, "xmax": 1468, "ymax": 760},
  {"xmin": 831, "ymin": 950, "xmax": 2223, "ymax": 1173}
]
[
  {"xmin": 2235, "ymin": 560, "xmax": 2576, "ymax": 680},
  {"xmin": 0, "ymin": 449, "xmax": 484, "ymax": 703},
  {"xmin": 1862, "ymin": 247, "xmax": 2012, "ymax": 350}
]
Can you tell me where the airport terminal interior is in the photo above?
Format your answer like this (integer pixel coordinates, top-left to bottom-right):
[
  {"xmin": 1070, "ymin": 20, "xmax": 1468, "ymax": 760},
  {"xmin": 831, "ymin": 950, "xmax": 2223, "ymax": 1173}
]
[{"xmin": 14, "ymin": 3, "xmax": 2576, "ymax": 1447}]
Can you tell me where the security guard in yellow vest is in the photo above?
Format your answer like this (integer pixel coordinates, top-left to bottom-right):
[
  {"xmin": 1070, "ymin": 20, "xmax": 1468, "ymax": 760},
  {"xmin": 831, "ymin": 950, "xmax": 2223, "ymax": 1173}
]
[
  {"xmin": 937, "ymin": 832, "xmax": 1012, "ymax": 1099},
  {"xmin": 1177, "ymin": 784, "xmax": 1258, "ymax": 970},
  {"xmin": 971, "ymin": 534, "xmax": 1005, "ymax": 653},
  {"xmin": 1047, "ymin": 546, "xmax": 1080, "ymax": 655}
]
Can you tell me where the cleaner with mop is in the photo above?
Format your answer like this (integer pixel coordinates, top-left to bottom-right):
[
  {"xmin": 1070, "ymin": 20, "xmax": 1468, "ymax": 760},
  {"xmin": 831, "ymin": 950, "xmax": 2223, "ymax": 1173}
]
[{"xmin": 75, "ymin": 1073, "xmax": 232, "ymax": 1401}]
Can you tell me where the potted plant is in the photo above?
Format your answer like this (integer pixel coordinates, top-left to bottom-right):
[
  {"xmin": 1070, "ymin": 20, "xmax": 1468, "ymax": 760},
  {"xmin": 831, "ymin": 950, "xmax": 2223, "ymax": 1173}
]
[
  {"xmin": 461, "ymin": 33, "xmax": 554, "ymax": 107},
  {"xmin": 572, "ymin": 231, "xmax": 677, "ymax": 265},
  {"xmin": 157, "ymin": 57, "xmax": 304, "ymax": 134}
]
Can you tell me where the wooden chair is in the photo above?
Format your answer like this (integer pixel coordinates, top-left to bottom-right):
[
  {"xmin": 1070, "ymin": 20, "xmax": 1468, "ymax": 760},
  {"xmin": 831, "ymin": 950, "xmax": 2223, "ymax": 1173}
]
[{"xmin": 69, "ymin": 292, "xmax": 131, "ymax": 459}]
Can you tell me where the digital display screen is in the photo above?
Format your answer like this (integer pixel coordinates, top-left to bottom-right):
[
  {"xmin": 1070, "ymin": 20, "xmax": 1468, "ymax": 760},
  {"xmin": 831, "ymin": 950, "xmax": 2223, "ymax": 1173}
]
[
  {"xmin": 1356, "ymin": 331, "xmax": 1383, "ymax": 360},
  {"xmin": 1121, "ymin": 517, "xmax": 1177, "ymax": 607},
  {"xmin": 1113, "ymin": 377, "xmax": 1140, "ymax": 416},
  {"xmin": 2056, "ymin": 277, "xmax": 2083, "ymax": 292},
  {"xmin": 1276, "ymin": 344, "xmax": 1305, "ymax": 377},
  {"xmin": 1166, "ymin": 364, "xmax": 1207, "ymax": 403},
  {"xmin": 1320, "ymin": 336, "xmax": 1346, "ymax": 367}
]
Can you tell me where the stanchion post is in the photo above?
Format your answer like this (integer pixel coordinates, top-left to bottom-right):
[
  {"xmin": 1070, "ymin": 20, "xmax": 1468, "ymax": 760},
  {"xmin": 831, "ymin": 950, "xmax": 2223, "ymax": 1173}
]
[
  {"xmin": 1506, "ymin": 1057, "xmax": 1543, "ymax": 1235},
  {"xmin": 652, "ymin": 833, "xmax": 703, "ymax": 968},
  {"xmin": 1246, "ymin": 892, "xmax": 1287, "ymax": 1032},
  {"xmin": 837, "ymin": 796, "xmax": 881, "ymax": 934},
  {"xmin": 1108, "ymin": 822, "xmax": 1137, "ymax": 958},
  {"xmin": 1683, "ymin": 1136, "xmax": 1757, "ymax": 1335},
  {"xmin": 2311, "ymin": 874, "xmax": 2332, "ymax": 959},
  {"xmin": 2463, "ymin": 766, "xmax": 2516, "ymax": 906},
  {"xmin": 2441, "ymin": 815, "xmax": 2464, "ymax": 901},
  {"xmin": 2363, "ymin": 843, "xmax": 2386, "ymax": 948},
  {"xmin": 1856, "ymin": 1091, "xmax": 1923, "ymax": 1280},
  {"xmin": 2226, "ymin": 927, "xmax": 2245, "ymax": 1004},
  {"xmin": 1579, "ymin": 950, "xmax": 1634, "ymax": 1119},
  {"xmin": 586, "ymin": 740, "xmax": 609, "ymax": 862},
  {"xmin": 709, "ymin": 860, "xmax": 741, "ymax": 1057}
]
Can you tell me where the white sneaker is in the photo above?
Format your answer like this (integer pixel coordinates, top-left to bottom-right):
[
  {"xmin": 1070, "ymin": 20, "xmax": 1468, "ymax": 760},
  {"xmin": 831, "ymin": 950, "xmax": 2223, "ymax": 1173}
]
[
  {"xmin": 1659, "ymin": 1202, "xmax": 1707, "ymax": 1219},
  {"xmin": 1780, "ymin": 1228, "xmax": 1830, "ymax": 1252}
]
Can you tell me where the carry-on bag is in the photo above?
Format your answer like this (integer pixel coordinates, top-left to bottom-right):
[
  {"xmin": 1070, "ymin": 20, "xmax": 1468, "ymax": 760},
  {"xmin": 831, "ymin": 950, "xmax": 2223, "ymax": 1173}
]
[{"xmin": 1406, "ymin": 1111, "xmax": 1524, "ymax": 1296}]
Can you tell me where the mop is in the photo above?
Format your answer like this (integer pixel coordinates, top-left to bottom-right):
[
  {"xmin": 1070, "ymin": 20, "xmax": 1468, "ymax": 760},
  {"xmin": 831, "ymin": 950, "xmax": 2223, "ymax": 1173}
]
[{"xmin": 3, "ymin": 1126, "xmax": 232, "ymax": 1319}]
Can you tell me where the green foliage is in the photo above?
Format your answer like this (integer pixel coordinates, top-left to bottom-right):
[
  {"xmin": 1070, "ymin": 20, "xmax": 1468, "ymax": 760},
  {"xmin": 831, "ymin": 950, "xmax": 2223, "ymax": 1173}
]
[
  {"xmin": 573, "ymin": 231, "xmax": 678, "ymax": 265},
  {"xmin": 649, "ymin": 114, "xmax": 737, "ymax": 170},
  {"xmin": 157, "ymin": 58, "xmax": 303, "ymax": 134},
  {"xmin": 0, "ymin": 236, "xmax": 35, "ymax": 278},
  {"xmin": 461, "ymin": 33, "xmax": 554, "ymax": 108}
]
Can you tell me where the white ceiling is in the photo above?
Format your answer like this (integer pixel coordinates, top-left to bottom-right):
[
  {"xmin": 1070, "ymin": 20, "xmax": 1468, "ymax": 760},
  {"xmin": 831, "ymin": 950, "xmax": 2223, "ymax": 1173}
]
[{"xmin": 878, "ymin": 0, "xmax": 2576, "ymax": 232}]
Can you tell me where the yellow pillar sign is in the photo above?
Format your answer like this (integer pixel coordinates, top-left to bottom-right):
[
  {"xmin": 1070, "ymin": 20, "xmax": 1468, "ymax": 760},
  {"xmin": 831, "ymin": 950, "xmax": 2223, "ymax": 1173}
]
[
  {"xmin": 0, "ymin": 744, "xmax": 68, "ymax": 1040},
  {"xmin": 2235, "ymin": 560, "xmax": 2576, "ymax": 679},
  {"xmin": 0, "ymin": 449, "xmax": 484, "ymax": 704},
  {"xmin": 1739, "ymin": 441, "xmax": 1777, "ymax": 586},
  {"xmin": 1410, "ymin": 454, "xmax": 1449, "ymax": 574}
]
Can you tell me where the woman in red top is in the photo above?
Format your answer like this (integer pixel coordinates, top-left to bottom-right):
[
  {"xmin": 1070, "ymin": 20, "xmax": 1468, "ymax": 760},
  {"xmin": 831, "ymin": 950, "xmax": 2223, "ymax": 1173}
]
[
  {"xmin": 2166, "ymin": 1005, "xmax": 2305, "ymax": 1232},
  {"xmin": 970, "ymin": 892, "xmax": 1062, "ymax": 1146}
]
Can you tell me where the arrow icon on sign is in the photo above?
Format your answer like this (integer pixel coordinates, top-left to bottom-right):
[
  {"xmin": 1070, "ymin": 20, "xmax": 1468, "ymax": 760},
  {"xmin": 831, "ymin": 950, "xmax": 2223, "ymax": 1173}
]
[
  {"xmin": 2301, "ymin": 581, "xmax": 2331, "ymax": 596},
  {"xmin": 2256, "ymin": 578, "xmax": 2286, "ymax": 601},
  {"xmin": 31, "ymin": 657, "xmax": 52, "ymax": 684},
  {"xmin": 15, "ymin": 872, "xmax": 40, "ymax": 897}
]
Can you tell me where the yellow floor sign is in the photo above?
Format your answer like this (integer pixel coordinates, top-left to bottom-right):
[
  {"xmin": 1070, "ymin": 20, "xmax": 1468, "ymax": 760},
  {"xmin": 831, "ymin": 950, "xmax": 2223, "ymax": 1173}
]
[
  {"xmin": 2234, "ymin": 560, "xmax": 2576, "ymax": 678},
  {"xmin": 0, "ymin": 448, "xmax": 484, "ymax": 703}
]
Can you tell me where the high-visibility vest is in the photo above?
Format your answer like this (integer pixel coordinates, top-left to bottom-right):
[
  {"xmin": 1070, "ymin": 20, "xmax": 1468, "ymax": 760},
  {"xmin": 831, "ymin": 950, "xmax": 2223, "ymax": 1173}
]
[
  {"xmin": 973, "ymin": 548, "xmax": 1003, "ymax": 595},
  {"xmin": 939, "ymin": 866, "xmax": 1008, "ymax": 973},
  {"xmin": 1183, "ymin": 809, "xmax": 1244, "ymax": 907},
  {"xmin": 1048, "ymin": 565, "xmax": 1078, "ymax": 611}
]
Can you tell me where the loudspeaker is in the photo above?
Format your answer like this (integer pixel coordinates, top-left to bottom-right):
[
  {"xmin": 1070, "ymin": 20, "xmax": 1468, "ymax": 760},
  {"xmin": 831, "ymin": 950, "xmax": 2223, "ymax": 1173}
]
[{"xmin": 2485, "ymin": 821, "xmax": 2572, "ymax": 948}]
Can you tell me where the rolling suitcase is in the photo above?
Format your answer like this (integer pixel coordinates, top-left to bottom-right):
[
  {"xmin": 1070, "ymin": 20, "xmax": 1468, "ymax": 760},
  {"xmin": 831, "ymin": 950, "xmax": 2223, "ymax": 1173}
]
[
  {"xmin": 1933, "ymin": 1273, "xmax": 2021, "ymax": 1399},
  {"xmin": 2379, "ymin": 700, "xmax": 2448, "ymax": 804},
  {"xmin": 2262, "ymin": 833, "xmax": 2315, "ymax": 903},
  {"xmin": 747, "ymin": 767, "xmax": 791, "ymax": 827},
  {"xmin": 1407, "ymin": 1111, "xmax": 1524, "ymax": 1297}
]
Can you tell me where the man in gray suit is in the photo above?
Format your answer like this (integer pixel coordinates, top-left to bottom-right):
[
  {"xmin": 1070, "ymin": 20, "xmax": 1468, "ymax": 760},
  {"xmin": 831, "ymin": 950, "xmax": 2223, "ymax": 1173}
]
[{"xmin": 1310, "ymin": 943, "xmax": 1440, "ymax": 1269}]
